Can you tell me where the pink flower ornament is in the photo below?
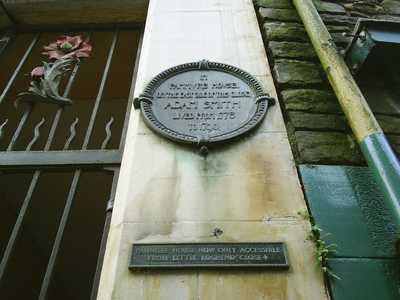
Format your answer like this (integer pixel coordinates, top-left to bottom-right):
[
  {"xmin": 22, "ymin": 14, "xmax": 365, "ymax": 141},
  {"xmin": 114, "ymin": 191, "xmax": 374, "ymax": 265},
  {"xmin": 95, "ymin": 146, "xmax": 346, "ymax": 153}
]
[
  {"xmin": 42, "ymin": 35, "xmax": 92, "ymax": 60},
  {"xmin": 30, "ymin": 66, "xmax": 45, "ymax": 79},
  {"xmin": 20, "ymin": 35, "xmax": 92, "ymax": 106}
]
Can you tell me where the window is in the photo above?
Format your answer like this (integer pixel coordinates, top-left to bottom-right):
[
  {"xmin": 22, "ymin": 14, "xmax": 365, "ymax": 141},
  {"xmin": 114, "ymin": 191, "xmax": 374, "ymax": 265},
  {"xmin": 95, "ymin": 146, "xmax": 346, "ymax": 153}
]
[{"xmin": 0, "ymin": 27, "xmax": 142, "ymax": 299}]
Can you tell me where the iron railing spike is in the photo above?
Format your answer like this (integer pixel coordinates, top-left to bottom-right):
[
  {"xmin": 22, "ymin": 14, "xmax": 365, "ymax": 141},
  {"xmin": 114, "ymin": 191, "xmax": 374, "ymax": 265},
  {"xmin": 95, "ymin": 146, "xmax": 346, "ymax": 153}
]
[
  {"xmin": 101, "ymin": 116, "xmax": 114, "ymax": 150},
  {"xmin": 63, "ymin": 117, "xmax": 79, "ymax": 150},
  {"xmin": 26, "ymin": 117, "xmax": 45, "ymax": 151},
  {"xmin": 0, "ymin": 119, "xmax": 9, "ymax": 140}
]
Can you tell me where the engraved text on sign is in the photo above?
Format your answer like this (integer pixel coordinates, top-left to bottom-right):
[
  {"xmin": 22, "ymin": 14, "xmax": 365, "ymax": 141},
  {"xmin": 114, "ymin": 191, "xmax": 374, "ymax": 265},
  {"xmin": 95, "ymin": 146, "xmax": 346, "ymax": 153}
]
[
  {"xmin": 130, "ymin": 243, "xmax": 289, "ymax": 268},
  {"xmin": 136, "ymin": 61, "xmax": 273, "ymax": 144},
  {"xmin": 154, "ymin": 71, "xmax": 255, "ymax": 137}
]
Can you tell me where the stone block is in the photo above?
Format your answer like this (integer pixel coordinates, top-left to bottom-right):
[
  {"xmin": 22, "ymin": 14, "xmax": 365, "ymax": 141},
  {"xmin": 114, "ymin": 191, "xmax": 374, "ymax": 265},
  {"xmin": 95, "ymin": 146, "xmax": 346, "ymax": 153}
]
[
  {"xmin": 327, "ymin": 24, "xmax": 352, "ymax": 33},
  {"xmin": 387, "ymin": 135, "xmax": 400, "ymax": 155},
  {"xmin": 255, "ymin": 0, "xmax": 292, "ymax": 9},
  {"xmin": 262, "ymin": 22, "xmax": 309, "ymax": 42},
  {"xmin": 331, "ymin": 32, "xmax": 352, "ymax": 45},
  {"xmin": 259, "ymin": 8, "xmax": 300, "ymax": 22},
  {"xmin": 294, "ymin": 131, "xmax": 363, "ymax": 164},
  {"xmin": 373, "ymin": 14, "xmax": 400, "ymax": 22},
  {"xmin": 360, "ymin": 81, "xmax": 400, "ymax": 116},
  {"xmin": 268, "ymin": 41, "xmax": 317, "ymax": 60},
  {"xmin": 320, "ymin": 14, "xmax": 358, "ymax": 26},
  {"xmin": 281, "ymin": 89, "xmax": 342, "ymax": 113},
  {"xmin": 288, "ymin": 111, "xmax": 348, "ymax": 131},
  {"xmin": 376, "ymin": 115, "xmax": 400, "ymax": 135},
  {"xmin": 344, "ymin": 2, "xmax": 386, "ymax": 15},
  {"xmin": 255, "ymin": 0, "xmax": 346, "ymax": 15},
  {"xmin": 313, "ymin": 0, "xmax": 346, "ymax": 14},
  {"xmin": 274, "ymin": 59, "xmax": 324, "ymax": 87},
  {"xmin": 382, "ymin": 0, "xmax": 400, "ymax": 15}
]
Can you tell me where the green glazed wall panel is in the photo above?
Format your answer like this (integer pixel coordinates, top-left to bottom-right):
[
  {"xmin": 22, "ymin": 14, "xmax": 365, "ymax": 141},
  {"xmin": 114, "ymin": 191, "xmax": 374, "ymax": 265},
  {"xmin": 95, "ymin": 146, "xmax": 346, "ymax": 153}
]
[
  {"xmin": 299, "ymin": 164, "xmax": 397, "ymax": 258},
  {"xmin": 329, "ymin": 258, "xmax": 400, "ymax": 300}
]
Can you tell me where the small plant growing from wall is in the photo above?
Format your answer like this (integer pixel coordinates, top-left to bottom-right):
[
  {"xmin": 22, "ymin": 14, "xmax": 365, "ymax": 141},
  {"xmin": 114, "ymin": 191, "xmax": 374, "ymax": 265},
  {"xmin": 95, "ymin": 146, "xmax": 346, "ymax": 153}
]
[
  {"xmin": 297, "ymin": 208, "xmax": 340, "ymax": 280},
  {"xmin": 17, "ymin": 35, "xmax": 92, "ymax": 106}
]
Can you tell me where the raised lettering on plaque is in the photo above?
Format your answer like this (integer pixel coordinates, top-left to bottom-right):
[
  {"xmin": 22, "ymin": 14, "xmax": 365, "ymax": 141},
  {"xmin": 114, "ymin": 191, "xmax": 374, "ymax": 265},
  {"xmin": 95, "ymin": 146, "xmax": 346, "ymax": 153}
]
[
  {"xmin": 134, "ymin": 60, "xmax": 274, "ymax": 145},
  {"xmin": 130, "ymin": 243, "xmax": 289, "ymax": 268}
]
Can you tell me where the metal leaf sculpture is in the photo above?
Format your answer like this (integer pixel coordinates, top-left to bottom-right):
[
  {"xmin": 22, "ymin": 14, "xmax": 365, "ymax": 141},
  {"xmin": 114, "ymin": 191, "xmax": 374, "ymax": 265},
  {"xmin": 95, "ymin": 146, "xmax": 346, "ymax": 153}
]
[
  {"xmin": 17, "ymin": 59, "xmax": 74, "ymax": 105},
  {"xmin": 17, "ymin": 35, "xmax": 92, "ymax": 106}
]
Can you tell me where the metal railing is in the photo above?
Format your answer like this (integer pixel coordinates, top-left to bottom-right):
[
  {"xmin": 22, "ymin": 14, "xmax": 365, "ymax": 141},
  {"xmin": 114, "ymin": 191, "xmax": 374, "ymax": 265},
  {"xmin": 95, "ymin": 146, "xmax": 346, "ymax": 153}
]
[{"xmin": 0, "ymin": 27, "xmax": 143, "ymax": 299}]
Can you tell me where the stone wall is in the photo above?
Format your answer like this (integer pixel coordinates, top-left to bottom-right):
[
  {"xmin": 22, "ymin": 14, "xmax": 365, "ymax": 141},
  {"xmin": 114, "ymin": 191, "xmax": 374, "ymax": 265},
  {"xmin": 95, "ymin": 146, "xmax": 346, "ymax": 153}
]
[{"xmin": 255, "ymin": 0, "xmax": 400, "ymax": 165}]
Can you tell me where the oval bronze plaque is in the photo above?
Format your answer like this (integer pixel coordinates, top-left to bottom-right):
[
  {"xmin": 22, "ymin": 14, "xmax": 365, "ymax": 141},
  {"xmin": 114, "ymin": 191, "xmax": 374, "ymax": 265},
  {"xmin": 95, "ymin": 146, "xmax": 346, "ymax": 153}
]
[{"xmin": 135, "ymin": 60, "xmax": 274, "ymax": 145}]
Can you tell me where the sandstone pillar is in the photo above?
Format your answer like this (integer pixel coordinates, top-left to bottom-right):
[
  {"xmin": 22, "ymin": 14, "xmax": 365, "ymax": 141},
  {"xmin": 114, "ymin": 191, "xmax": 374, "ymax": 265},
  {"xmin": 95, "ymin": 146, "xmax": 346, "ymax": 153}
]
[{"xmin": 97, "ymin": 1, "xmax": 328, "ymax": 299}]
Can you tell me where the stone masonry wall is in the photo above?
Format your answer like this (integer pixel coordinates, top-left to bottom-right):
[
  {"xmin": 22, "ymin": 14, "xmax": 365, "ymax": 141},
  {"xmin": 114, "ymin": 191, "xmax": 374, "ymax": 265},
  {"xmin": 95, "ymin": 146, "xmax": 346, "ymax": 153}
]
[{"xmin": 255, "ymin": 0, "xmax": 400, "ymax": 165}]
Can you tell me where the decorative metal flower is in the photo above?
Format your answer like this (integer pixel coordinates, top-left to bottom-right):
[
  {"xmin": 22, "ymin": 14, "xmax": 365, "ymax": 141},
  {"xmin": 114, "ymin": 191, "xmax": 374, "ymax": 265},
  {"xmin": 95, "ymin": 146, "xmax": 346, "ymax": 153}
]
[
  {"xmin": 30, "ymin": 66, "xmax": 45, "ymax": 78},
  {"xmin": 42, "ymin": 35, "xmax": 92, "ymax": 60},
  {"xmin": 17, "ymin": 35, "xmax": 92, "ymax": 106}
]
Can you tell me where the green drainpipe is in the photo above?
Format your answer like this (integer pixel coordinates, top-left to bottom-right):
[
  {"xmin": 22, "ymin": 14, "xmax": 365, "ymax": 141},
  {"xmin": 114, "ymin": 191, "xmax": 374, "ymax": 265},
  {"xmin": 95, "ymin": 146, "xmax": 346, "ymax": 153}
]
[{"xmin": 292, "ymin": 0, "xmax": 400, "ymax": 247}]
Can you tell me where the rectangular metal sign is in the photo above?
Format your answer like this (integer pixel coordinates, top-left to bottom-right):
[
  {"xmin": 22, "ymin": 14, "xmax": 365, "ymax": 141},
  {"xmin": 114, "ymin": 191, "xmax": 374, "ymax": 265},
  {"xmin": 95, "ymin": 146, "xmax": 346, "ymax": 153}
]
[{"xmin": 129, "ymin": 242, "xmax": 289, "ymax": 269}]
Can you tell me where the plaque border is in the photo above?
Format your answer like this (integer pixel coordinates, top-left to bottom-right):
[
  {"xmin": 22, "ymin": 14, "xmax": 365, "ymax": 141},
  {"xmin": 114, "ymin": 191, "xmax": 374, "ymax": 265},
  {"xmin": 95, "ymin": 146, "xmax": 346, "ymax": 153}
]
[
  {"xmin": 135, "ymin": 60, "xmax": 275, "ymax": 145},
  {"xmin": 129, "ymin": 242, "xmax": 289, "ymax": 269}
]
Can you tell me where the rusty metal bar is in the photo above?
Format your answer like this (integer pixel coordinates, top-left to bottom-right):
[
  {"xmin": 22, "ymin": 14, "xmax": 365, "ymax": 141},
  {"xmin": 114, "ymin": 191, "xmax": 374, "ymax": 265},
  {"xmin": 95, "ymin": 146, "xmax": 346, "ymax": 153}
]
[
  {"xmin": 25, "ymin": 117, "xmax": 45, "ymax": 151},
  {"xmin": 38, "ymin": 169, "xmax": 81, "ymax": 300},
  {"xmin": 6, "ymin": 33, "xmax": 84, "ymax": 152},
  {"xmin": 44, "ymin": 60, "xmax": 81, "ymax": 150},
  {"xmin": 2, "ymin": 37, "xmax": 88, "ymax": 289},
  {"xmin": 38, "ymin": 30, "xmax": 119, "ymax": 299},
  {"xmin": 82, "ymin": 30, "xmax": 118, "ymax": 150},
  {"xmin": 101, "ymin": 117, "xmax": 114, "ymax": 149},
  {"xmin": 63, "ymin": 118, "xmax": 79, "ymax": 150},
  {"xmin": 119, "ymin": 29, "xmax": 143, "ymax": 149},
  {"xmin": 0, "ymin": 119, "xmax": 8, "ymax": 140},
  {"xmin": 44, "ymin": 32, "xmax": 92, "ymax": 151},
  {"xmin": 1, "ymin": 34, "xmax": 88, "ymax": 288},
  {"xmin": 7, "ymin": 104, "xmax": 32, "ymax": 151},
  {"xmin": 0, "ymin": 171, "xmax": 40, "ymax": 282},
  {"xmin": 37, "ymin": 124, "xmax": 80, "ymax": 300},
  {"xmin": 0, "ymin": 31, "xmax": 13, "ymax": 56},
  {"xmin": 0, "ymin": 34, "xmax": 39, "ymax": 103},
  {"xmin": 0, "ymin": 28, "xmax": 141, "ymax": 299},
  {"xmin": 90, "ymin": 168, "xmax": 120, "ymax": 300},
  {"xmin": 0, "ymin": 150, "xmax": 121, "ymax": 167},
  {"xmin": 90, "ymin": 210, "xmax": 113, "ymax": 300}
]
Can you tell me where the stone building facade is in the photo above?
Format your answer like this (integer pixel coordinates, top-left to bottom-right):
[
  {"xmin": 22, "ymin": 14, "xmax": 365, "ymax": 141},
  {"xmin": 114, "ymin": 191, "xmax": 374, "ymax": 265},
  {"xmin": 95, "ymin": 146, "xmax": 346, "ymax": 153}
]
[
  {"xmin": 257, "ymin": 0, "xmax": 400, "ymax": 165},
  {"xmin": 255, "ymin": 1, "xmax": 400, "ymax": 299}
]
